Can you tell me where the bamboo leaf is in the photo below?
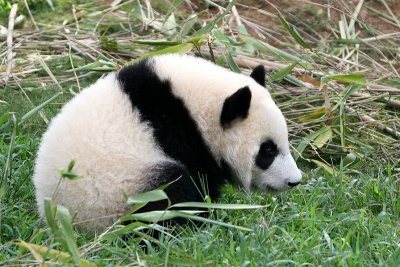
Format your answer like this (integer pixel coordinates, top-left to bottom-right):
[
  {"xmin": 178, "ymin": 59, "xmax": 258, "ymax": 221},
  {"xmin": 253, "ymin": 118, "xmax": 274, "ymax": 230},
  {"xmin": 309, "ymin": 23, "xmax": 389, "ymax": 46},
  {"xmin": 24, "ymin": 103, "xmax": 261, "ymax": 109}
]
[
  {"xmin": 180, "ymin": 14, "xmax": 198, "ymax": 36},
  {"xmin": 271, "ymin": 62, "xmax": 299, "ymax": 81},
  {"xmin": 310, "ymin": 159, "xmax": 335, "ymax": 175},
  {"xmin": 18, "ymin": 240, "xmax": 44, "ymax": 264},
  {"xmin": 126, "ymin": 190, "xmax": 169, "ymax": 205},
  {"xmin": 69, "ymin": 61, "xmax": 116, "ymax": 72},
  {"xmin": 187, "ymin": 34, "xmax": 207, "ymax": 47},
  {"xmin": 239, "ymin": 34, "xmax": 312, "ymax": 68},
  {"xmin": 102, "ymin": 222, "xmax": 167, "ymax": 241},
  {"xmin": 132, "ymin": 39, "xmax": 181, "ymax": 45},
  {"xmin": 277, "ymin": 14, "xmax": 310, "ymax": 49},
  {"xmin": 172, "ymin": 211, "xmax": 253, "ymax": 232},
  {"xmin": 119, "ymin": 203, "xmax": 148, "ymax": 222},
  {"xmin": 297, "ymin": 108, "xmax": 327, "ymax": 122},
  {"xmin": 309, "ymin": 160, "xmax": 350, "ymax": 181},
  {"xmin": 193, "ymin": 0, "xmax": 237, "ymax": 36},
  {"xmin": 294, "ymin": 126, "xmax": 330, "ymax": 161},
  {"xmin": 58, "ymin": 160, "xmax": 82, "ymax": 180},
  {"xmin": 18, "ymin": 241, "xmax": 97, "ymax": 267},
  {"xmin": 161, "ymin": 13, "xmax": 178, "ymax": 36},
  {"xmin": 124, "ymin": 210, "xmax": 205, "ymax": 222},
  {"xmin": 193, "ymin": 12, "xmax": 224, "ymax": 36},
  {"xmin": 67, "ymin": 160, "xmax": 76, "ymax": 172},
  {"xmin": 102, "ymin": 221, "xmax": 149, "ymax": 239},
  {"xmin": 128, "ymin": 43, "xmax": 194, "ymax": 65},
  {"xmin": 125, "ymin": 210, "xmax": 252, "ymax": 232},
  {"xmin": 325, "ymin": 74, "xmax": 366, "ymax": 86},
  {"xmin": 313, "ymin": 126, "xmax": 333, "ymax": 148},
  {"xmin": 226, "ymin": 50, "xmax": 241, "ymax": 73},
  {"xmin": 283, "ymin": 75, "xmax": 312, "ymax": 87},
  {"xmin": 171, "ymin": 202, "xmax": 267, "ymax": 209},
  {"xmin": 213, "ymin": 29, "xmax": 243, "ymax": 46},
  {"xmin": 342, "ymin": 83, "xmax": 363, "ymax": 101},
  {"xmin": 59, "ymin": 171, "xmax": 82, "ymax": 180}
]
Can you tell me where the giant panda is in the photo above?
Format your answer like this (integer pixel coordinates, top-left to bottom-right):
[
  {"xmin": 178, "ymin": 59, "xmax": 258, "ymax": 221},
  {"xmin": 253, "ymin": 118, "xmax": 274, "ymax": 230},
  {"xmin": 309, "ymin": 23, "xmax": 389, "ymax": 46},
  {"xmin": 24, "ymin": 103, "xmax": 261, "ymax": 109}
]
[{"xmin": 33, "ymin": 54, "xmax": 302, "ymax": 231}]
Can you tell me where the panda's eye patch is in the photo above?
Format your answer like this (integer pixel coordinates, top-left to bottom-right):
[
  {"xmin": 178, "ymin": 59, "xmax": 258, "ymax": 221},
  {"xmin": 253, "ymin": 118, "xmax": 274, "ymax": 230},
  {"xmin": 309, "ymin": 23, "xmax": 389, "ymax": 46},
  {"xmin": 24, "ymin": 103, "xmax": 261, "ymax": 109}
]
[{"xmin": 255, "ymin": 140, "xmax": 278, "ymax": 170}]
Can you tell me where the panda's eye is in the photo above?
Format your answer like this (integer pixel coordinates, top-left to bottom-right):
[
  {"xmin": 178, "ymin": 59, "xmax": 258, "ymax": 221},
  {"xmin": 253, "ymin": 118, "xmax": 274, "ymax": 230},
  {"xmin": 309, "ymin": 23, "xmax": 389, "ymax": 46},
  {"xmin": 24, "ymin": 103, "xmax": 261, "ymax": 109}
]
[
  {"xmin": 255, "ymin": 140, "xmax": 278, "ymax": 170},
  {"xmin": 261, "ymin": 140, "xmax": 277, "ymax": 155},
  {"xmin": 264, "ymin": 143, "xmax": 275, "ymax": 154}
]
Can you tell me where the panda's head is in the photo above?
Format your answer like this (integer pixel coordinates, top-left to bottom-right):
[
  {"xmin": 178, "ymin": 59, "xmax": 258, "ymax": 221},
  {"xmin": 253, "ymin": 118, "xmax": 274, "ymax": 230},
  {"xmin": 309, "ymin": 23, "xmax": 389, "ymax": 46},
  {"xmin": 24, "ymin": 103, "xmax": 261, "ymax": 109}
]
[
  {"xmin": 151, "ymin": 54, "xmax": 301, "ymax": 192},
  {"xmin": 218, "ymin": 65, "xmax": 302, "ymax": 192}
]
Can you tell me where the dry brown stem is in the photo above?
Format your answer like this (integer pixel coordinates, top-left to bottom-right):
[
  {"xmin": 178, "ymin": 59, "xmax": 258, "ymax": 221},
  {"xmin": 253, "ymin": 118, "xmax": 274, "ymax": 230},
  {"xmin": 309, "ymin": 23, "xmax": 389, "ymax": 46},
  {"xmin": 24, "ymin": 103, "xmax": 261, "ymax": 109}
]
[{"xmin": 4, "ymin": 3, "xmax": 19, "ymax": 85}]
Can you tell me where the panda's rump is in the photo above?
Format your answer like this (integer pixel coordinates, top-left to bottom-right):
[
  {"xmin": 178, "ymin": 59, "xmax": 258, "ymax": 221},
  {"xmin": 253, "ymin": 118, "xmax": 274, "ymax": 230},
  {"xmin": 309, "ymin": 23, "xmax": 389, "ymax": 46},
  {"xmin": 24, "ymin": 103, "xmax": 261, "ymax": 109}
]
[{"xmin": 33, "ymin": 73, "xmax": 168, "ymax": 229}]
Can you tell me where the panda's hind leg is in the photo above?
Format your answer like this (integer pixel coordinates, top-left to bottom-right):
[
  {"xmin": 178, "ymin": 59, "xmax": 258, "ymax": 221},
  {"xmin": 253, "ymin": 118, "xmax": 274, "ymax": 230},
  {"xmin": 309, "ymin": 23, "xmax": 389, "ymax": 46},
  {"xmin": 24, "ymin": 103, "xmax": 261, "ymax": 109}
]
[
  {"xmin": 139, "ymin": 162, "xmax": 205, "ymax": 213},
  {"xmin": 123, "ymin": 162, "xmax": 207, "ymax": 243}
]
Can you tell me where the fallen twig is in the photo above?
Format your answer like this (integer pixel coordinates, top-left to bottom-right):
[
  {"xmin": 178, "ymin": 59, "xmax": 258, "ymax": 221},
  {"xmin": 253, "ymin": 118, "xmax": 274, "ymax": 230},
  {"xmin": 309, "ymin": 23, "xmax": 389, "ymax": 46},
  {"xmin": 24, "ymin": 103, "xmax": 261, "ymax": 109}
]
[
  {"xmin": 352, "ymin": 92, "xmax": 400, "ymax": 110},
  {"xmin": 345, "ymin": 106, "xmax": 400, "ymax": 140}
]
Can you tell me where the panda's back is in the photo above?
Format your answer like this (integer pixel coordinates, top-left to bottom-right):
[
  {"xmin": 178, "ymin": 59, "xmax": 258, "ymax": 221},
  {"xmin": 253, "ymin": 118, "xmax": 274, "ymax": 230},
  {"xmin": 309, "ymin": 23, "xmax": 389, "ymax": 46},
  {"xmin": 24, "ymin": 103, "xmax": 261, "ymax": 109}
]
[{"xmin": 33, "ymin": 73, "xmax": 168, "ymax": 229}]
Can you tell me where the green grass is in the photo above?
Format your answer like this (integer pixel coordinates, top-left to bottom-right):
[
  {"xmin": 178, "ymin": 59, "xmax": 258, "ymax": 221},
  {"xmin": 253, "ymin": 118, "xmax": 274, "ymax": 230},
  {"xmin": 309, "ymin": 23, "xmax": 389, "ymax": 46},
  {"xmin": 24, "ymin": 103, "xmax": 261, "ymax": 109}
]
[
  {"xmin": 1, "ymin": 126, "xmax": 399, "ymax": 265},
  {"xmin": 1, "ymin": 0, "xmax": 399, "ymax": 266}
]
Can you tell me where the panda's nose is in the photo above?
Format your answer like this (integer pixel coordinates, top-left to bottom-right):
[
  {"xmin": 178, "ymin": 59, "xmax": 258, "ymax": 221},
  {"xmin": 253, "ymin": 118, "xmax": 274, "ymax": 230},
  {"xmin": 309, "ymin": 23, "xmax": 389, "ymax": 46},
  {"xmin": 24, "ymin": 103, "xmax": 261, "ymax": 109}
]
[{"xmin": 288, "ymin": 181, "xmax": 301, "ymax": 187}]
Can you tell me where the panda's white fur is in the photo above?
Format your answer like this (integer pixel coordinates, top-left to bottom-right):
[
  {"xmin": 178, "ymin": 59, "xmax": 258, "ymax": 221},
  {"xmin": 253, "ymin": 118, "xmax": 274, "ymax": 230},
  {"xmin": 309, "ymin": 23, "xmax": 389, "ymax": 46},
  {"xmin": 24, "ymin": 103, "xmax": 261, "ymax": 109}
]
[
  {"xmin": 34, "ymin": 74, "xmax": 169, "ymax": 229},
  {"xmin": 33, "ymin": 54, "xmax": 301, "ymax": 230}
]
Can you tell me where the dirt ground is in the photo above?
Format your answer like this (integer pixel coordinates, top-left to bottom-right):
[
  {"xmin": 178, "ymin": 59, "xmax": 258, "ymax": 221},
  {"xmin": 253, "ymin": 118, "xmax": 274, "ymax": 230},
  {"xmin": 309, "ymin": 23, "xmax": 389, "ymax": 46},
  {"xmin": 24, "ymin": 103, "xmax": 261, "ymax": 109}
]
[{"xmin": 193, "ymin": 0, "xmax": 400, "ymax": 35}]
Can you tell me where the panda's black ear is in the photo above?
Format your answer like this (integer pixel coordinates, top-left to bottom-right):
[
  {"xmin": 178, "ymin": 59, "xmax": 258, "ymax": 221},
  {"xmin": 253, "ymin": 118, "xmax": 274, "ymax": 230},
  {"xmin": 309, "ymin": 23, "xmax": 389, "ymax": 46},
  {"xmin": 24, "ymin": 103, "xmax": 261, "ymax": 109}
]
[
  {"xmin": 250, "ymin": 65, "xmax": 266, "ymax": 87},
  {"xmin": 220, "ymin": 86, "xmax": 252, "ymax": 129}
]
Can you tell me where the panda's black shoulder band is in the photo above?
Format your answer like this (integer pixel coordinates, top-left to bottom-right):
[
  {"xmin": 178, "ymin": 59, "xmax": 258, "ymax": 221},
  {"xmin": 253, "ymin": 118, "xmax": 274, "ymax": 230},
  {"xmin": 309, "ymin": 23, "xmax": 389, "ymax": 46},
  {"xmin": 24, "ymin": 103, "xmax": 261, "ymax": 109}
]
[{"xmin": 117, "ymin": 58, "xmax": 227, "ymax": 201}]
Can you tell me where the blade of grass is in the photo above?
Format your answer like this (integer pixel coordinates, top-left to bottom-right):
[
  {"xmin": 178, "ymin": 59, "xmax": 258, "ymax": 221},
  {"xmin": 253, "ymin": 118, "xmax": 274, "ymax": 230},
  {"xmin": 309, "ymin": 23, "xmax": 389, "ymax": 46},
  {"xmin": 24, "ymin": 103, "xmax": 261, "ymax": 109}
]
[
  {"xmin": 19, "ymin": 92, "xmax": 63, "ymax": 126},
  {"xmin": 57, "ymin": 206, "xmax": 81, "ymax": 266},
  {"xmin": 0, "ymin": 114, "xmax": 16, "ymax": 242}
]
